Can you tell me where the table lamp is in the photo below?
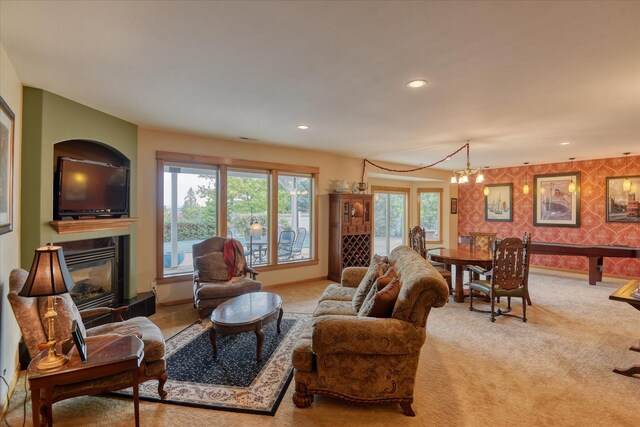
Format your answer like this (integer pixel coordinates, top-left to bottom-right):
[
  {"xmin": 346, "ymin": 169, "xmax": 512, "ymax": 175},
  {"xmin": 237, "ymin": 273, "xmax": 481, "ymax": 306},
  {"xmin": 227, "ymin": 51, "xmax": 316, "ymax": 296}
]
[
  {"xmin": 249, "ymin": 217, "xmax": 263, "ymax": 267},
  {"xmin": 19, "ymin": 244, "xmax": 75, "ymax": 370}
]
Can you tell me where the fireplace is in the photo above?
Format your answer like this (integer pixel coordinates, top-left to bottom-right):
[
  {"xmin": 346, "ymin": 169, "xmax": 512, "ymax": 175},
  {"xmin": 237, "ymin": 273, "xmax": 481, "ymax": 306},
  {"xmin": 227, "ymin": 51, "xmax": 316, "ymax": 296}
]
[{"xmin": 58, "ymin": 237, "xmax": 126, "ymax": 311}]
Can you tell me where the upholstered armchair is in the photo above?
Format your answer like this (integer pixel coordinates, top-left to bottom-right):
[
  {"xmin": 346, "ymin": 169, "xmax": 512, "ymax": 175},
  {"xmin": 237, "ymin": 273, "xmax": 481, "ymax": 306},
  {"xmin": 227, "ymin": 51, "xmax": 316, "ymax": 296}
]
[
  {"xmin": 291, "ymin": 245, "xmax": 449, "ymax": 416},
  {"xmin": 192, "ymin": 237, "xmax": 262, "ymax": 320},
  {"xmin": 7, "ymin": 268, "xmax": 168, "ymax": 403}
]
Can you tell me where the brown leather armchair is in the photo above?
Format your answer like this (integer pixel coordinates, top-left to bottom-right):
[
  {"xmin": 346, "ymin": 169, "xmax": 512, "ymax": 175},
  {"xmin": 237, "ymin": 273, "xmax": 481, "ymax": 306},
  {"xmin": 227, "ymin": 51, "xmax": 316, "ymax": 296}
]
[{"xmin": 7, "ymin": 268, "xmax": 167, "ymax": 416}]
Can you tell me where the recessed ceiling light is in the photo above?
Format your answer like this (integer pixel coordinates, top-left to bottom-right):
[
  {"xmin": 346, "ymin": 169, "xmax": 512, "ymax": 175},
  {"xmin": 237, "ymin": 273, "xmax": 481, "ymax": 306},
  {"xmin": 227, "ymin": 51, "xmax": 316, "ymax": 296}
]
[
  {"xmin": 560, "ymin": 141, "xmax": 570, "ymax": 145},
  {"xmin": 297, "ymin": 125, "xmax": 310, "ymax": 130},
  {"xmin": 406, "ymin": 79, "xmax": 428, "ymax": 89}
]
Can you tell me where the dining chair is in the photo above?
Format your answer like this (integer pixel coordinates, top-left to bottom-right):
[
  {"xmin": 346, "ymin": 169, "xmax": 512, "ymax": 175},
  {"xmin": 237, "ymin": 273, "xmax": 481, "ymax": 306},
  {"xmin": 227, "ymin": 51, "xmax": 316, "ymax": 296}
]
[
  {"xmin": 466, "ymin": 233, "xmax": 532, "ymax": 322},
  {"xmin": 408, "ymin": 226, "xmax": 452, "ymax": 294}
]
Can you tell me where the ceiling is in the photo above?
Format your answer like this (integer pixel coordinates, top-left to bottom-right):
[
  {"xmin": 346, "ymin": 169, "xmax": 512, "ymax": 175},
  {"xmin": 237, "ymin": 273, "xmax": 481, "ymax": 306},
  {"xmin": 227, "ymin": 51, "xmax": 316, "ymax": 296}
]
[{"xmin": 1, "ymin": 1, "xmax": 639, "ymax": 171}]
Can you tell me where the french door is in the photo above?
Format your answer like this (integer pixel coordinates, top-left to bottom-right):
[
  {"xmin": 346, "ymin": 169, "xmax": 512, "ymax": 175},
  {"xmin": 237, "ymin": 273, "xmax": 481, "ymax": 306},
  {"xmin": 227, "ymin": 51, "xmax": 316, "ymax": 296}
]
[{"xmin": 372, "ymin": 187, "xmax": 408, "ymax": 256}]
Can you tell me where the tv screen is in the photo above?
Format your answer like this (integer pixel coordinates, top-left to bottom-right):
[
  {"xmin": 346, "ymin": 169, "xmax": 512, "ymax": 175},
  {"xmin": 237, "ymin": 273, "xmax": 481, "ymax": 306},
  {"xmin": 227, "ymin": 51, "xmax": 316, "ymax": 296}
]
[{"xmin": 55, "ymin": 157, "xmax": 129, "ymax": 218}]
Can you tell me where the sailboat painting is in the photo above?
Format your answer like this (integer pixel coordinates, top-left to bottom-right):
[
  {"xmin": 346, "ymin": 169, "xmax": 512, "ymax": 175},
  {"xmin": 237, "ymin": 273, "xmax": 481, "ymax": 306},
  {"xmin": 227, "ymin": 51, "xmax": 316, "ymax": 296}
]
[{"xmin": 484, "ymin": 184, "xmax": 513, "ymax": 222}]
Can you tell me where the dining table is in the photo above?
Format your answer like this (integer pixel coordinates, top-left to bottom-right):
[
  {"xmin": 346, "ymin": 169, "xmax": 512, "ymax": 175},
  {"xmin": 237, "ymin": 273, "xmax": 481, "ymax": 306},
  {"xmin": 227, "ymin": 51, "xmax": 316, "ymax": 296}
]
[{"xmin": 428, "ymin": 245, "xmax": 493, "ymax": 303}]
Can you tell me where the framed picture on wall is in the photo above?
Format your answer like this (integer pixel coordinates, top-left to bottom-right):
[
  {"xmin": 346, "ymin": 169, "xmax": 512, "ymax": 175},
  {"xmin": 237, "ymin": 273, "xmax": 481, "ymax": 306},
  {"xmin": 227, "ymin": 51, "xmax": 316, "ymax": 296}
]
[
  {"xmin": 450, "ymin": 198, "xmax": 458, "ymax": 214},
  {"xmin": 606, "ymin": 176, "xmax": 640, "ymax": 223},
  {"xmin": 484, "ymin": 184, "xmax": 513, "ymax": 222},
  {"xmin": 533, "ymin": 172, "xmax": 580, "ymax": 227},
  {"xmin": 0, "ymin": 96, "xmax": 15, "ymax": 235}
]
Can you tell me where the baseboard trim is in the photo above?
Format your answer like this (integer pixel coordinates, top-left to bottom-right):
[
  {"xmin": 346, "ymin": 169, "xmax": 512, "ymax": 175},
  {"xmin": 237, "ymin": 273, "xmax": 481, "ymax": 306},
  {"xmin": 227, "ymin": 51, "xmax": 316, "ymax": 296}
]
[
  {"xmin": 530, "ymin": 265, "xmax": 634, "ymax": 282},
  {"xmin": 0, "ymin": 350, "xmax": 22, "ymax": 421},
  {"xmin": 265, "ymin": 276, "xmax": 328, "ymax": 289}
]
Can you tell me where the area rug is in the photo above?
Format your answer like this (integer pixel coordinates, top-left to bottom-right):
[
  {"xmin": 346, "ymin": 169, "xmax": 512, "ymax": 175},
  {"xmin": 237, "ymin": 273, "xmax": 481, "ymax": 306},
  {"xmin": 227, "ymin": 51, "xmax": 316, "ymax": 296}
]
[{"xmin": 112, "ymin": 312, "xmax": 308, "ymax": 416}]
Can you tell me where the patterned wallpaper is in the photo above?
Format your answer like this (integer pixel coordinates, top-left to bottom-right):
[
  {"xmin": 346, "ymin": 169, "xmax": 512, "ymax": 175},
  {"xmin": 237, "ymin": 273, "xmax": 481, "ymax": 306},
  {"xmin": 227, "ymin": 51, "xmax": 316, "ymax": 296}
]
[{"xmin": 457, "ymin": 155, "xmax": 640, "ymax": 278}]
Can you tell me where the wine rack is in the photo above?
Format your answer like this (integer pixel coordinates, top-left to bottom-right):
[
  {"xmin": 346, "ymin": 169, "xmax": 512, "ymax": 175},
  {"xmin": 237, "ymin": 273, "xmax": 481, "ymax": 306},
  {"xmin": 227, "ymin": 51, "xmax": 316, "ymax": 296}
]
[{"xmin": 328, "ymin": 193, "xmax": 373, "ymax": 282}]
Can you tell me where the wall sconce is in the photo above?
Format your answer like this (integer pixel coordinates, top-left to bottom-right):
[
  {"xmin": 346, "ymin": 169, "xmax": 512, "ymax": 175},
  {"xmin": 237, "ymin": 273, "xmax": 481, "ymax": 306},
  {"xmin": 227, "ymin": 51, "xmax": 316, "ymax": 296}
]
[
  {"xmin": 622, "ymin": 152, "xmax": 632, "ymax": 192},
  {"xmin": 522, "ymin": 162, "xmax": 530, "ymax": 195},
  {"xmin": 568, "ymin": 158, "xmax": 576, "ymax": 193},
  {"xmin": 483, "ymin": 186, "xmax": 490, "ymax": 196}
]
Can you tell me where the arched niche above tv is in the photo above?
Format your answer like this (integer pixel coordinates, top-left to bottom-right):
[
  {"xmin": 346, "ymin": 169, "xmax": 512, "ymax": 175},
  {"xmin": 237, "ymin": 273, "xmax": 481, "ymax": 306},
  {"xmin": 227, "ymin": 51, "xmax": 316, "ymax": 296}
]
[
  {"xmin": 53, "ymin": 139, "xmax": 130, "ymax": 168},
  {"xmin": 53, "ymin": 139, "xmax": 131, "ymax": 221}
]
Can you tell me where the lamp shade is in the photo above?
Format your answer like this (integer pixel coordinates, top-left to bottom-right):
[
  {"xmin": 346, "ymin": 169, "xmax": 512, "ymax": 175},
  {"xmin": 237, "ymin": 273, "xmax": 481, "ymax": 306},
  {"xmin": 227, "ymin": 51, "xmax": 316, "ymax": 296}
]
[
  {"xmin": 249, "ymin": 222, "xmax": 264, "ymax": 237},
  {"xmin": 19, "ymin": 245, "xmax": 74, "ymax": 297}
]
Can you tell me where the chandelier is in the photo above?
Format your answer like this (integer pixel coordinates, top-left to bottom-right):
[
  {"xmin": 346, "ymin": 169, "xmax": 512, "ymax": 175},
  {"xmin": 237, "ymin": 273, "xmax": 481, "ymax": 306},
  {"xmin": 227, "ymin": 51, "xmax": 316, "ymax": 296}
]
[{"xmin": 450, "ymin": 142, "xmax": 485, "ymax": 184}]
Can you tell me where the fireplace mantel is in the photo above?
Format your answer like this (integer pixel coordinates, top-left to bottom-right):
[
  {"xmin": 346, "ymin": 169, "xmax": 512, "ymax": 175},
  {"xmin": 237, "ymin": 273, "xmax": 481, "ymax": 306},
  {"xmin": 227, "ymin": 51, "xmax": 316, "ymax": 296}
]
[{"xmin": 49, "ymin": 218, "xmax": 137, "ymax": 234}]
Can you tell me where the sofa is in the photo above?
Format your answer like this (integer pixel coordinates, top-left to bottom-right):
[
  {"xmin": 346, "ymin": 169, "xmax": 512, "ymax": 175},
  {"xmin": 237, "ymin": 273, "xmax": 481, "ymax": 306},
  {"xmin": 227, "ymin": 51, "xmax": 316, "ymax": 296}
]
[{"xmin": 291, "ymin": 245, "xmax": 449, "ymax": 416}]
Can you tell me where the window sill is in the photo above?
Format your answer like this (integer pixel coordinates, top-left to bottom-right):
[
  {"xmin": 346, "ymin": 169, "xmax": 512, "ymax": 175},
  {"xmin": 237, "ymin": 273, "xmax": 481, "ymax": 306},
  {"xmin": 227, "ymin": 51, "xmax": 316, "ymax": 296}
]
[{"xmin": 156, "ymin": 258, "xmax": 319, "ymax": 284}]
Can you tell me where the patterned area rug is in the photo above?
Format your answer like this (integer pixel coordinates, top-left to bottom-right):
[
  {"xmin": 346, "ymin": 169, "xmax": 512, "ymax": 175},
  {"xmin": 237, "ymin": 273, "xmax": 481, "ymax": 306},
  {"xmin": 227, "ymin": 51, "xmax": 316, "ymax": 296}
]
[{"xmin": 112, "ymin": 312, "xmax": 308, "ymax": 416}]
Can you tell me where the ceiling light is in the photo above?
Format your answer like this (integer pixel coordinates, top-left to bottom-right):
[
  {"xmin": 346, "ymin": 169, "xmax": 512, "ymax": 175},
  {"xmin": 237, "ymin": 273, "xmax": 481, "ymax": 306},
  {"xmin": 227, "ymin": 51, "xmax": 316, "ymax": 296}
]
[
  {"xmin": 405, "ymin": 79, "xmax": 428, "ymax": 89},
  {"xmin": 560, "ymin": 141, "xmax": 570, "ymax": 146},
  {"xmin": 297, "ymin": 125, "xmax": 310, "ymax": 130}
]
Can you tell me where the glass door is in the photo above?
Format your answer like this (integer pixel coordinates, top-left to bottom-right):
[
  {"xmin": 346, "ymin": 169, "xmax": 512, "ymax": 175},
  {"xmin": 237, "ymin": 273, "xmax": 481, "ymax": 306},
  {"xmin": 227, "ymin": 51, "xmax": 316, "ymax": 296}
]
[{"xmin": 373, "ymin": 189, "xmax": 408, "ymax": 256}]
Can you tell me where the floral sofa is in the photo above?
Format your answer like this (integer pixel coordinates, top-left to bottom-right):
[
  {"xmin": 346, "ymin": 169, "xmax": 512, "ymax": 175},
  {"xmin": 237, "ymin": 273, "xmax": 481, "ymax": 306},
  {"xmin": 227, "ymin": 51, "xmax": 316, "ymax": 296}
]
[{"xmin": 291, "ymin": 245, "xmax": 449, "ymax": 416}]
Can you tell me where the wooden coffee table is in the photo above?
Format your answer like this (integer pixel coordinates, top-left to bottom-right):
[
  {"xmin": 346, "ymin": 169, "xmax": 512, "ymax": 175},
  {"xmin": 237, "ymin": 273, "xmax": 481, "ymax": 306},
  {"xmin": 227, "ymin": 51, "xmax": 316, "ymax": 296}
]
[
  {"xmin": 210, "ymin": 292, "xmax": 283, "ymax": 362},
  {"xmin": 609, "ymin": 279, "xmax": 640, "ymax": 378}
]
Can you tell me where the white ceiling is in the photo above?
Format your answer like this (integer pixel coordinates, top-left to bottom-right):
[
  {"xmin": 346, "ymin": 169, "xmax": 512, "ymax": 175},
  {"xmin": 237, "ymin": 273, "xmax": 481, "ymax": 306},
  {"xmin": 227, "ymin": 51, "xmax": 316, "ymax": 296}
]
[{"xmin": 1, "ymin": 1, "xmax": 639, "ymax": 171}]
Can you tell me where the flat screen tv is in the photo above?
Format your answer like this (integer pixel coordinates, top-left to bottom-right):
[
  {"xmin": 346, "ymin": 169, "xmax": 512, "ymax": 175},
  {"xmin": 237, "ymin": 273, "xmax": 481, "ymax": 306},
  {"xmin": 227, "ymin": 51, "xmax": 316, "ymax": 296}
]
[{"xmin": 55, "ymin": 157, "xmax": 130, "ymax": 219}]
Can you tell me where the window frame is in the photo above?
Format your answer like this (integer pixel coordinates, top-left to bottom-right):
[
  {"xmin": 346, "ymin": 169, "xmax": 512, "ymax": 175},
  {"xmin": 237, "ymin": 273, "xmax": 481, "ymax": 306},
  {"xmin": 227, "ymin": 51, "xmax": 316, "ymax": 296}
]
[
  {"xmin": 417, "ymin": 187, "xmax": 443, "ymax": 244},
  {"xmin": 371, "ymin": 185, "xmax": 410, "ymax": 256},
  {"xmin": 156, "ymin": 151, "xmax": 319, "ymax": 283}
]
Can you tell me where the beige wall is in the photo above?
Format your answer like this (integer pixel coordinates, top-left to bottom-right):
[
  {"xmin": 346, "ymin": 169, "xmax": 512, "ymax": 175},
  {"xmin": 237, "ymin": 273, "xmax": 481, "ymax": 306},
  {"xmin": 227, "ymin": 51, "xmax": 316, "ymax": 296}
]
[
  {"xmin": 137, "ymin": 128, "xmax": 455, "ymax": 303},
  {"xmin": 0, "ymin": 43, "xmax": 22, "ymax": 407}
]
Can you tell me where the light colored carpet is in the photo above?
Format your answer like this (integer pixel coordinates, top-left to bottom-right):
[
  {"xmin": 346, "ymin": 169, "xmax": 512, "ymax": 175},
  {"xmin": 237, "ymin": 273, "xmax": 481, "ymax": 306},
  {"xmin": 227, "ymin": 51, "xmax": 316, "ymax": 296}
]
[{"xmin": 3, "ymin": 273, "xmax": 638, "ymax": 426}]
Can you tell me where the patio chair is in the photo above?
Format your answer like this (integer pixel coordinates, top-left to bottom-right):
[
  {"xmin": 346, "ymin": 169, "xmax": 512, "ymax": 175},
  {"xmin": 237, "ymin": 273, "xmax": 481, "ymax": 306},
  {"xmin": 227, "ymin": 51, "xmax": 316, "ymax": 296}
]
[
  {"xmin": 277, "ymin": 229, "xmax": 296, "ymax": 261},
  {"xmin": 291, "ymin": 227, "xmax": 307, "ymax": 259}
]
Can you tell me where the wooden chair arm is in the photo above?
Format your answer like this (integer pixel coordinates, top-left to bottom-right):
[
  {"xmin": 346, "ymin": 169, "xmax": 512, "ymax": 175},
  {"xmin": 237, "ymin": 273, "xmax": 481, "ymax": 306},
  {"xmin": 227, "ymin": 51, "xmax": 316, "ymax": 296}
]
[
  {"xmin": 245, "ymin": 267, "xmax": 259, "ymax": 280},
  {"xmin": 467, "ymin": 265, "xmax": 491, "ymax": 276},
  {"xmin": 80, "ymin": 306, "xmax": 129, "ymax": 322}
]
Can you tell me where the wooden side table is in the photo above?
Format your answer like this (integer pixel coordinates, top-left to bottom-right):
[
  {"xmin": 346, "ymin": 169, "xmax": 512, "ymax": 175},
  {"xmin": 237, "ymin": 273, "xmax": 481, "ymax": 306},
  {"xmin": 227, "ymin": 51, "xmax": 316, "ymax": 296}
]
[
  {"xmin": 28, "ymin": 334, "xmax": 144, "ymax": 426},
  {"xmin": 609, "ymin": 279, "xmax": 640, "ymax": 378}
]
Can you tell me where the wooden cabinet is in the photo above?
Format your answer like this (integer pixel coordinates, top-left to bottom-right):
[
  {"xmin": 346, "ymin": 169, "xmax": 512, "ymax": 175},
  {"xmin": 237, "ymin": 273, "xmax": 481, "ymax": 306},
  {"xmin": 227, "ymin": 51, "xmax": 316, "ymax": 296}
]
[{"xmin": 328, "ymin": 193, "xmax": 373, "ymax": 282}]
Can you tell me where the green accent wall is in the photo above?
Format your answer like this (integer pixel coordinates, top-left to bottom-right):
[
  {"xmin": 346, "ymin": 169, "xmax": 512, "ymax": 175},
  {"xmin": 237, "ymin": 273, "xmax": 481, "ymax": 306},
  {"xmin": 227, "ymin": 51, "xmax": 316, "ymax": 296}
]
[{"xmin": 21, "ymin": 87, "xmax": 138, "ymax": 298}]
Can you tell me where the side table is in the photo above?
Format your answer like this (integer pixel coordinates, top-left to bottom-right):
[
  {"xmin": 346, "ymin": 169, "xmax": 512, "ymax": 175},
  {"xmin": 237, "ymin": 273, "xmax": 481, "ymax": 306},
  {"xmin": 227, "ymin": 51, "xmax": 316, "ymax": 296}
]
[
  {"xmin": 609, "ymin": 279, "xmax": 640, "ymax": 378},
  {"xmin": 28, "ymin": 334, "xmax": 144, "ymax": 426}
]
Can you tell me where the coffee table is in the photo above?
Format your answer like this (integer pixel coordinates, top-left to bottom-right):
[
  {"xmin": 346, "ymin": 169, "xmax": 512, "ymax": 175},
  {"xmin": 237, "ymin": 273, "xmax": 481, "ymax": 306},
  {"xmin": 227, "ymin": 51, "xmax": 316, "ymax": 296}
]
[
  {"xmin": 609, "ymin": 279, "xmax": 640, "ymax": 378},
  {"xmin": 210, "ymin": 292, "xmax": 283, "ymax": 362}
]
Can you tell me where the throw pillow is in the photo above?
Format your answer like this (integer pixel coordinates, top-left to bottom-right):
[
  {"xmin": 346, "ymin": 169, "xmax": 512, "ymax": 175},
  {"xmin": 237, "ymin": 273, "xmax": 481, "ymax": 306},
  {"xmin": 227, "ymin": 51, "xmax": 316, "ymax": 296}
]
[
  {"xmin": 351, "ymin": 255, "xmax": 390, "ymax": 312},
  {"xmin": 194, "ymin": 252, "xmax": 229, "ymax": 282},
  {"xmin": 358, "ymin": 268, "xmax": 397, "ymax": 312},
  {"xmin": 358, "ymin": 278, "xmax": 401, "ymax": 318}
]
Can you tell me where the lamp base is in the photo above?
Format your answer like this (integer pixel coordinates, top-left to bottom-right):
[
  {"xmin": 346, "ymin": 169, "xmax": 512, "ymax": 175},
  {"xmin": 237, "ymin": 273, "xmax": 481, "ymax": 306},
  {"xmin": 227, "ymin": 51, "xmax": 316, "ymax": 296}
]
[{"xmin": 36, "ymin": 351, "xmax": 68, "ymax": 370}]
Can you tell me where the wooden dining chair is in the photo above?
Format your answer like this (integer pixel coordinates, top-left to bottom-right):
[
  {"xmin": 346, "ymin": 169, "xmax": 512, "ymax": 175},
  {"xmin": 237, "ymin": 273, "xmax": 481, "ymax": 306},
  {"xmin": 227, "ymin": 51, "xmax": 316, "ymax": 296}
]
[
  {"xmin": 409, "ymin": 226, "xmax": 453, "ymax": 294},
  {"xmin": 467, "ymin": 233, "xmax": 532, "ymax": 322},
  {"xmin": 469, "ymin": 232, "xmax": 497, "ymax": 251}
]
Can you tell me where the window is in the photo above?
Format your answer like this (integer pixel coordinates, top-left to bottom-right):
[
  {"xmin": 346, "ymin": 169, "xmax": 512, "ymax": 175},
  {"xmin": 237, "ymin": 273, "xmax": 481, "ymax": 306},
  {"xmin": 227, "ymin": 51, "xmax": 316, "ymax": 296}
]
[
  {"xmin": 226, "ymin": 169, "xmax": 270, "ymax": 267},
  {"xmin": 277, "ymin": 174, "xmax": 313, "ymax": 262},
  {"xmin": 156, "ymin": 152, "xmax": 318, "ymax": 281},
  {"xmin": 418, "ymin": 188, "xmax": 443, "ymax": 243},
  {"xmin": 162, "ymin": 164, "xmax": 218, "ymax": 277},
  {"xmin": 372, "ymin": 187, "xmax": 408, "ymax": 256}
]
